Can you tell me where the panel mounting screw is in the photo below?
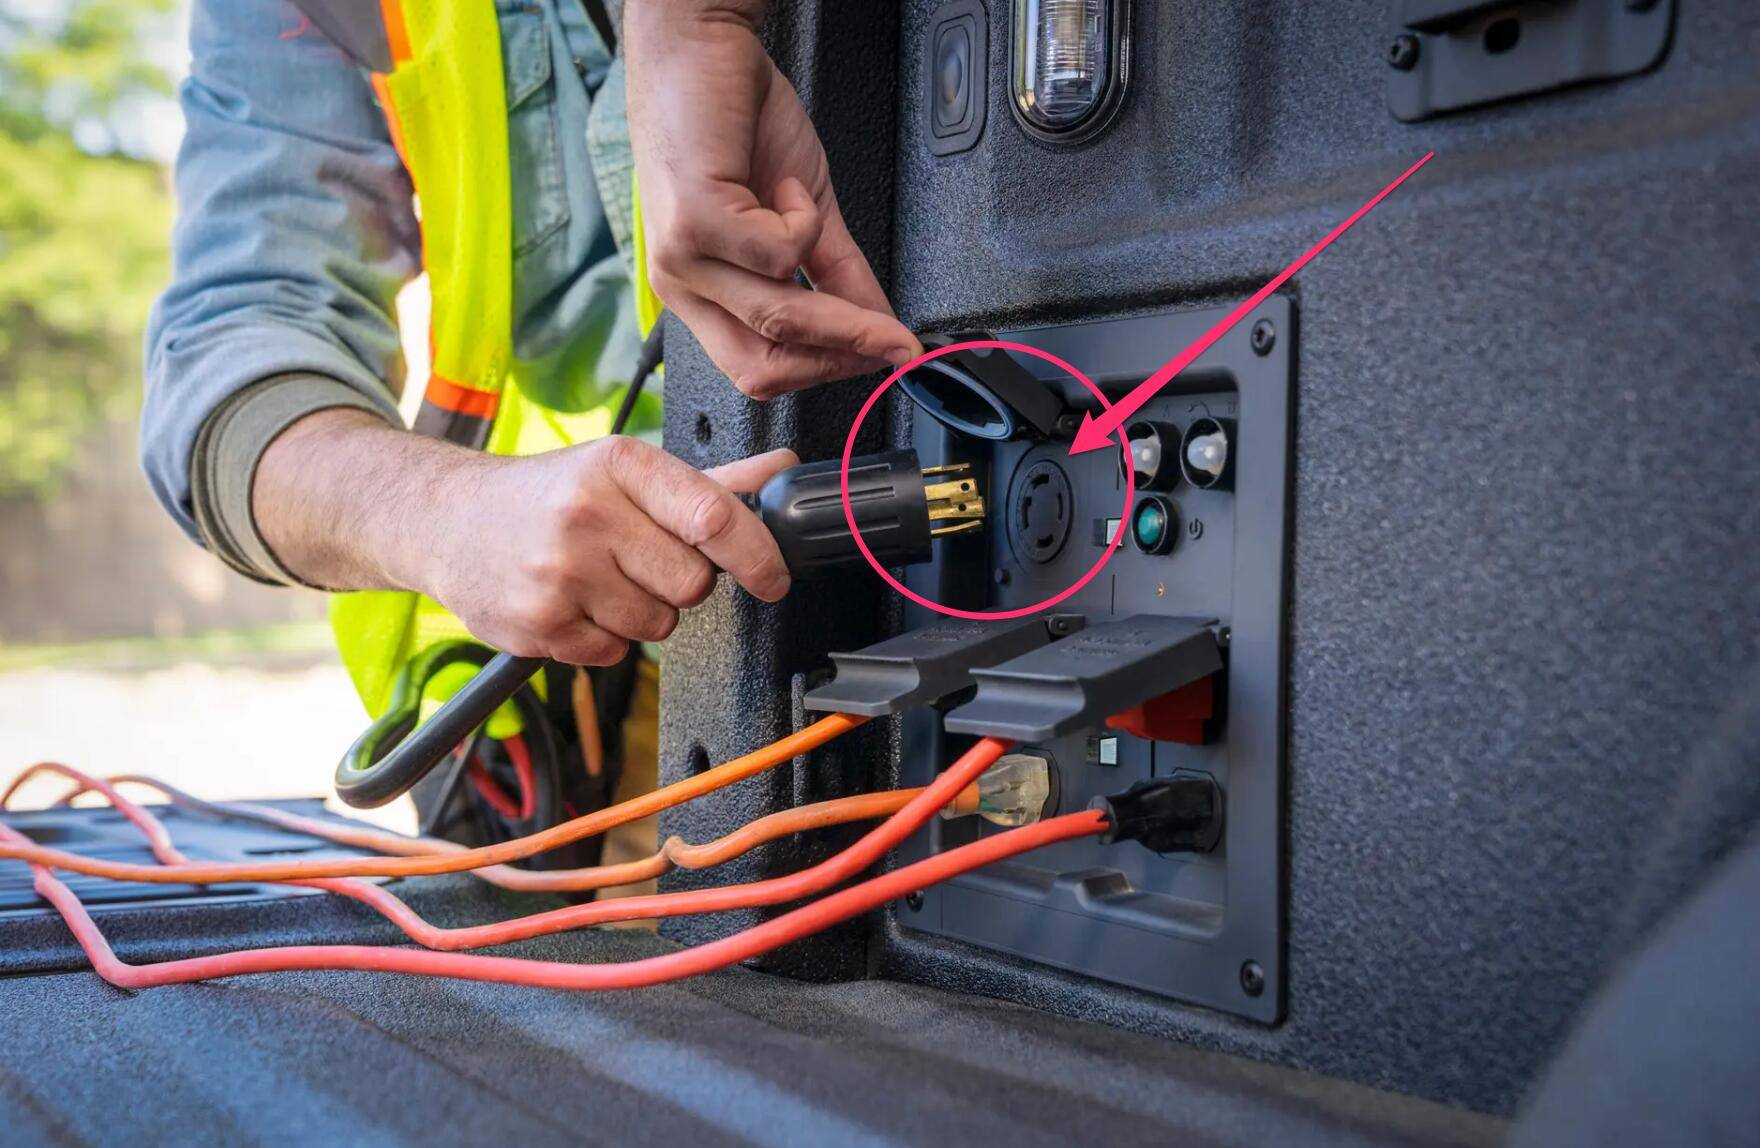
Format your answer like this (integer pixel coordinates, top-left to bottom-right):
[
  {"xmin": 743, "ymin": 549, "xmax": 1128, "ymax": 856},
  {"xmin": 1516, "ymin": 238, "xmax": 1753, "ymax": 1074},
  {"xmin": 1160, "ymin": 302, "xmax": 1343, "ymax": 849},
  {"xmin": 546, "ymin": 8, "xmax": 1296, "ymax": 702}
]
[
  {"xmin": 904, "ymin": 891, "xmax": 925, "ymax": 912},
  {"xmin": 1250, "ymin": 318, "xmax": 1276, "ymax": 356},
  {"xmin": 1387, "ymin": 34, "xmax": 1420, "ymax": 71},
  {"xmin": 1046, "ymin": 614, "xmax": 1082, "ymax": 636},
  {"xmin": 1239, "ymin": 959, "xmax": 1266, "ymax": 997}
]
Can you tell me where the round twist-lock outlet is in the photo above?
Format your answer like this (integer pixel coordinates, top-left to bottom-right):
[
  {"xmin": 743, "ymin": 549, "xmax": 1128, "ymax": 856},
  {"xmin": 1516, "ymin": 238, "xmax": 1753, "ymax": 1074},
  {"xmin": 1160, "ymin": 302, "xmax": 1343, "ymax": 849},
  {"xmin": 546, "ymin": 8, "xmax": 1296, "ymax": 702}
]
[{"xmin": 1008, "ymin": 458, "xmax": 1074, "ymax": 565}]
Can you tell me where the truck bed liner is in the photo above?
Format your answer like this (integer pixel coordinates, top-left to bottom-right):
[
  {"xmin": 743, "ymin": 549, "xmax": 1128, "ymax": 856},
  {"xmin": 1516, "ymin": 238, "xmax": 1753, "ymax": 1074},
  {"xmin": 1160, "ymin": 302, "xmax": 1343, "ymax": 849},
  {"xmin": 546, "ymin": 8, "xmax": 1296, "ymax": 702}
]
[{"xmin": 0, "ymin": 925, "xmax": 1501, "ymax": 1148}]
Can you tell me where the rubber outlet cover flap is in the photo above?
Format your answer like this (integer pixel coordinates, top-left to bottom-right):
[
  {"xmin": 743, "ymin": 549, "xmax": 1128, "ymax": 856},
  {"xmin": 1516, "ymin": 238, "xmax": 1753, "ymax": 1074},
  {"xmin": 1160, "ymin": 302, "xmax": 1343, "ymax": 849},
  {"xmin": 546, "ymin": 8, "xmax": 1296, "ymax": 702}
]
[
  {"xmin": 943, "ymin": 615, "xmax": 1221, "ymax": 740},
  {"xmin": 803, "ymin": 617, "xmax": 1063, "ymax": 716}
]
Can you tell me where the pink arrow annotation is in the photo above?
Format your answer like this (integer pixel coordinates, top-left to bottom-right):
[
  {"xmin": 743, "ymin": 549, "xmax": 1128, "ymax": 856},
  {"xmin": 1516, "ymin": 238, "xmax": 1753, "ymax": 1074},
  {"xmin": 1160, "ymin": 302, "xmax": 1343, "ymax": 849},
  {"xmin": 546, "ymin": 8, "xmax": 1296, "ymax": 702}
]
[{"xmin": 1067, "ymin": 151, "xmax": 1436, "ymax": 456}]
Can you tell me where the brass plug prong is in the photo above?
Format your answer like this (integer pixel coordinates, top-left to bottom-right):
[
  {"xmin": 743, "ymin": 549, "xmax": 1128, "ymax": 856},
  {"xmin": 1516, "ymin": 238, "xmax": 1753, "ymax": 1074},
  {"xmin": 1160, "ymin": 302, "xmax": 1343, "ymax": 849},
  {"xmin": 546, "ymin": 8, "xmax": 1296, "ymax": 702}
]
[{"xmin": 921, "ymin": 461, "xmax": 985, "ymax": 538}]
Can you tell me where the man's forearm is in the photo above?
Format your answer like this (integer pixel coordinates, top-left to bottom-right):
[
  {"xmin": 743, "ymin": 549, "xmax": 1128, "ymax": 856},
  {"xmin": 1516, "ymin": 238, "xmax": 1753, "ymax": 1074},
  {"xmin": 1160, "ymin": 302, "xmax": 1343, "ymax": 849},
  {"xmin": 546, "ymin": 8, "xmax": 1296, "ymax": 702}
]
[
  {"xmin": 248, "ymin": 407, "xmax": 795, "ymax": 665},
  {"xmin": 252, "ymin": 409, "xmax": 484, "ymax": 594}
]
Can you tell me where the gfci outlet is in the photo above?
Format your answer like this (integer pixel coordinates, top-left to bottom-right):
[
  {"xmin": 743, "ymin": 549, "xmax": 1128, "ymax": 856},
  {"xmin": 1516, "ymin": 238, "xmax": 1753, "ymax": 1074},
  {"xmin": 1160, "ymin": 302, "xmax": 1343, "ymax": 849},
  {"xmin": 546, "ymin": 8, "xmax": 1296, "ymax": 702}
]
[{"xmin": 898, "ymin": 301, "xmax": 1293, "ymax": 1024}]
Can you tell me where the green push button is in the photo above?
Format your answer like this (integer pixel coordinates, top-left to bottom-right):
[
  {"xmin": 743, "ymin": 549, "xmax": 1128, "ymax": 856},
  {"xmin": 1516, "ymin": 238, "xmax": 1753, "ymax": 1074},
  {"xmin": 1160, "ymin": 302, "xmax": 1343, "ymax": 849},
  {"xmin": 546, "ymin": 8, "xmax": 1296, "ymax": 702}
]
[{"xmin": 1131, "ymin": 496, "xmax": 1177, "ymax": 555}]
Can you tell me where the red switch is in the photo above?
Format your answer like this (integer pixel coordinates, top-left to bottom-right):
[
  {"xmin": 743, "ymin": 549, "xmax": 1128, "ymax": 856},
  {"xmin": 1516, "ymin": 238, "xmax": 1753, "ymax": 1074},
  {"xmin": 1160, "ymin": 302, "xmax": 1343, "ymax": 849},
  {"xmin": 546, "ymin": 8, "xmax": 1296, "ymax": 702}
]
[{"xmin": 1106, "ymin": 674, "xmax": 1215, "ymax": 744}]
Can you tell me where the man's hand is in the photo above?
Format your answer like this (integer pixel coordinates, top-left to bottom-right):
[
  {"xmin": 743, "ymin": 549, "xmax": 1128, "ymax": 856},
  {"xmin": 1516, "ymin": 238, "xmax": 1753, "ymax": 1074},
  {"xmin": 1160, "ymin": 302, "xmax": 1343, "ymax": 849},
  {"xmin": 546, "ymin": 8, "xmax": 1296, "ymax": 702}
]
[
  {"xmin": 254, "ymin": 410, "xmax": 797, "ymax": 665},
  {"xmin": 626, "ymin": 0, "xmax": 921, "ymax": 399},
  {"xmin": 430, "ymin": 437, "xmax": 797, "ymax": 664}
]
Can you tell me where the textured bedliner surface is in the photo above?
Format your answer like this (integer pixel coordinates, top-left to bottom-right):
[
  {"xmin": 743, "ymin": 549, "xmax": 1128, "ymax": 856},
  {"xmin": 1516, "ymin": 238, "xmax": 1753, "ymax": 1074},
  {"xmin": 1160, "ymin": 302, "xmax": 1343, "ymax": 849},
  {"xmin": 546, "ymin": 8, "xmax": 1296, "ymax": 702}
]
[{"xmin": 0, "ymin": 926, "xmax": 1501, "ymax": 1148}]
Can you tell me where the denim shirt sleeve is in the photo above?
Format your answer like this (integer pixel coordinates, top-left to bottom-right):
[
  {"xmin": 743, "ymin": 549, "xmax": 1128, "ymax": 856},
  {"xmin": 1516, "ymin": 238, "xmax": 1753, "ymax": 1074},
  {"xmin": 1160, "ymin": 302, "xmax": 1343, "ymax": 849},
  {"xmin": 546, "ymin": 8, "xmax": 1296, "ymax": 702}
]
[{"xmin": 140, "ymin": 0, "xmax": 420, "ymax": 546}]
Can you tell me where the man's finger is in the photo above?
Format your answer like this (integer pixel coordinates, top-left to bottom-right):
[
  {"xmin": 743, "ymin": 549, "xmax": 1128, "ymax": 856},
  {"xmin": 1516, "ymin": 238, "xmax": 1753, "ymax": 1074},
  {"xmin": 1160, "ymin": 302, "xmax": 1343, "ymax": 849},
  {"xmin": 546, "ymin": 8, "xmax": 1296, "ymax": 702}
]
[
  {"xmin": 665, "ymin": 293, "xmax": 885, "ymax": 397},
  {"xmin": 608, "ymin": 513, "xmax": 720, "ymax": 609},
  {"xmin": 803, "ymin": 193, "xmax": 915, "ymax": 360},
  {"xmin": 580, "ymin": 566, "xmax": 681, "ymax": 644},
  {"xmin": 705, "ymin": 448, "xmax": 799, "ymax": 494},
  {"xmin": 546, "ymin": 618, "xmax": 632, "ymax": 667},
  {"xmin": 690, "ymin": 260, "xmax": 920, "ymax": 366},
  {"xmin": 614, "ymin": 446, "xmax": 792, "ymax": 602}
]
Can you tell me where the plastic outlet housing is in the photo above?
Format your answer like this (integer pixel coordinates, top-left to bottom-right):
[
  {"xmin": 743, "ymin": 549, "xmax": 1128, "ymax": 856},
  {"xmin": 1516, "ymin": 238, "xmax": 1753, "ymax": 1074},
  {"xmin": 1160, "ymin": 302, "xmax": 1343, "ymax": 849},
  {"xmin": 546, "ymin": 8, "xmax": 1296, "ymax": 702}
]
[{"xmin": 895, "ymin": 301, "xmax": 1292, "ymax": 1023}]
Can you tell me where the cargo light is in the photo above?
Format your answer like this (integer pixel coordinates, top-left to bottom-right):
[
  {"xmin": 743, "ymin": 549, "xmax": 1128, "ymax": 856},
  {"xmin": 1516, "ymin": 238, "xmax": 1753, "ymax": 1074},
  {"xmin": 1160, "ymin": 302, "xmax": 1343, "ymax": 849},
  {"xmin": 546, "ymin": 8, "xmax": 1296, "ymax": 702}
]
[{"xmin": 1010, "ymin": 0, "xmax": 1131, "ymax": 144}]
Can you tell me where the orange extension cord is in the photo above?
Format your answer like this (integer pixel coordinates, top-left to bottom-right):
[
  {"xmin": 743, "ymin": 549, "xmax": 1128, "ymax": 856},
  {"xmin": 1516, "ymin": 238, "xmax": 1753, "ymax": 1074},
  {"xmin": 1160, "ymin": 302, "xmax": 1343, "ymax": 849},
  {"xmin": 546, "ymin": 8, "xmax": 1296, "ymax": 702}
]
[
  {"xmin": 0, "ymin": 712, "xmax": 868, "ymax": 885},
  {"xmin": 25, "ymin": 766, "xmax": 933, "ymax": 894},
  {"xmin": 0, "ymin": 809, "xmax": 1107, "ymax": 991},
  {"xmin": 8, "ymin": 762, "xmax": 939, "ymax": 952},
  {"xmin": 1, "ymin": 738, "xmax": 1014, "ymax": 950}
]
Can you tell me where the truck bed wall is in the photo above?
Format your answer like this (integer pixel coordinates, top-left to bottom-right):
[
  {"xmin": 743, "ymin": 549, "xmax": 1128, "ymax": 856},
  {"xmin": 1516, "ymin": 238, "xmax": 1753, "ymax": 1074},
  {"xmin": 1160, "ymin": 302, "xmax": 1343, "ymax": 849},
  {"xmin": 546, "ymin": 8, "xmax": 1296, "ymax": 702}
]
[{"xmin": 655, "ymin": 0, "xmax": 1760, "ymax": 1115}]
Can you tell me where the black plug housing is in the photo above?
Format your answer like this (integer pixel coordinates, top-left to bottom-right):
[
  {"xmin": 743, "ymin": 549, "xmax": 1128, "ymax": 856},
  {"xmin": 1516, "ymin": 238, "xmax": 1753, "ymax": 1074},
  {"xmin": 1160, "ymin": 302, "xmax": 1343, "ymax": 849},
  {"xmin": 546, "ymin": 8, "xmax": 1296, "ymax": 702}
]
[
  {"xmin": 1092, "ymin": 776, "xmax": 1224, "ymax": 854},
  {"xmin": 744, "ymin": 448, "xmax": 982, "ymax": 576}
]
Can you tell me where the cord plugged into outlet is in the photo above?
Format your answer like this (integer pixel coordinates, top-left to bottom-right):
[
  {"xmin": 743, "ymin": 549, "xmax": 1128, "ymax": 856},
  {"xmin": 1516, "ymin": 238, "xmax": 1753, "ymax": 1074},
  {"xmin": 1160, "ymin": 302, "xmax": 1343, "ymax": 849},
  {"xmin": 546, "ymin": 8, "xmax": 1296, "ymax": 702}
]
[
  {"xmin": 941, "ymin": 752, "xmax": 1055, "ymax": 827},
  {"xmin": 1093, "ymin": 775, "xmax": 1223, "ymax": 855}
]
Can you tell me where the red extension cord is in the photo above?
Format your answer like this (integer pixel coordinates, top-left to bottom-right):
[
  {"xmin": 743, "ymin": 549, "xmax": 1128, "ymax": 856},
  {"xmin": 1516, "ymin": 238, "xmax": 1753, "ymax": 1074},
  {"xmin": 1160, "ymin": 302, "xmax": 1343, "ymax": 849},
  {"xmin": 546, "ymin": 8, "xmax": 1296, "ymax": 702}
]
[
  {"xmin": 0, "ymin": 807, "xmax": 1104, "ymax": 991},
  {"xmin": 3, "ymin": 739, "xmax": 1016, "ymax": 948},
  {"xmin": 1, "ymin": 738, "xmax": 1107, "ymax": 989}
]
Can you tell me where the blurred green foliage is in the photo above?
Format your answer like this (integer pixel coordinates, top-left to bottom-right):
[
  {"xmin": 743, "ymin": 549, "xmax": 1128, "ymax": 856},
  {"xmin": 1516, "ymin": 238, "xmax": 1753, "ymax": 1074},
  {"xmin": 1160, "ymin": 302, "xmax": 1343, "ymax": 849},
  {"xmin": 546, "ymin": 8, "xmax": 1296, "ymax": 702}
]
[{"xmin": 0, "ymin": 0, "xmax": 176, "ymax": 499}]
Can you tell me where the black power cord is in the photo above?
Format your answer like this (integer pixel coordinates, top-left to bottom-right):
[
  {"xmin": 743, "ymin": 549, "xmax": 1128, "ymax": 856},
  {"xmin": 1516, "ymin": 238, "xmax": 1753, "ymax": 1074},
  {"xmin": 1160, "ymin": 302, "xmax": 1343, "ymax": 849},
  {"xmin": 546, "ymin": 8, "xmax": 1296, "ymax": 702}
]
[
  {"xmin": 415, "ymin": 684, "xmax": 561, "ymax": 843},
  {"xmin": 574, "ymin": 0, "xmax": 617, "ymax": 58},
  {"xmin": 610, "ymin": 315, "xmax": 664, "ymax": 438}
]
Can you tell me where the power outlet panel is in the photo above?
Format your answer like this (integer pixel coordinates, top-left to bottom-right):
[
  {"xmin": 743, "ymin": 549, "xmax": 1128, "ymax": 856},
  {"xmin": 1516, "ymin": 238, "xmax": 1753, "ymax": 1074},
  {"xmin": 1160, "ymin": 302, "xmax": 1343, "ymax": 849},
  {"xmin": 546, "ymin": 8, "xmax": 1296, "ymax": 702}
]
[{"xmin": 896, "ymin": 301, "xmax": 1292, "ymax": 1023}]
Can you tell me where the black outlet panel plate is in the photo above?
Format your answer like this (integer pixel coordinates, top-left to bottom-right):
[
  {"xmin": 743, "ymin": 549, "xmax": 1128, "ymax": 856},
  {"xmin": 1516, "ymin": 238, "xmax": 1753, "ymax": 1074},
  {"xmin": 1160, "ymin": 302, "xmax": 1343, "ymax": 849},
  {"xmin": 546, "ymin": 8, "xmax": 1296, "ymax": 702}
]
[{"xmin": 896, "ymin": 300, "xmax": 1292, "ymax": 1023}]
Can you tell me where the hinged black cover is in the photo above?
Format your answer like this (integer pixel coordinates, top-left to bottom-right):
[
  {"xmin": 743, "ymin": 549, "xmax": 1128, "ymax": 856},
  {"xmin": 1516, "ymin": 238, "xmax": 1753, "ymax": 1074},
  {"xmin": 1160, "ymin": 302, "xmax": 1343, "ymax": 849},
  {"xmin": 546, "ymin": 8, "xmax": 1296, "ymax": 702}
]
[
  {"xmin": 803, "ymin": 616, "xmax": 1066, "ymax": 716},
  {"xmin": 944, "ymin": 615, "xmax": 1222, "ymax": 741},
  {"xmin": 900, "ymin": 334, "xmax": 1068, "ymax": 441}
]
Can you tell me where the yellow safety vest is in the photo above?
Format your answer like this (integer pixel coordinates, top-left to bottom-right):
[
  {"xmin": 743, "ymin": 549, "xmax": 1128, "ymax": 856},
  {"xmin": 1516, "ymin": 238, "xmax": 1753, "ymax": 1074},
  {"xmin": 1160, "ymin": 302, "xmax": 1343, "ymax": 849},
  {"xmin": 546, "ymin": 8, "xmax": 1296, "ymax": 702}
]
[{"xmin": 331, "ymin": 0, "xmax": 664, "ymax": 725}]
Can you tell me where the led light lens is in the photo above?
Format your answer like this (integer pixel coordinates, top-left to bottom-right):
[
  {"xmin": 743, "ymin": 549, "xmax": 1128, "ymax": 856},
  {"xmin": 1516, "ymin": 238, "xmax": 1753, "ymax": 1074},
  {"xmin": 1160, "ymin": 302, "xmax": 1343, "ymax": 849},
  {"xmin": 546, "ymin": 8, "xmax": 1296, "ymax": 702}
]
[
  {"xmin": 1179, "ymin": 417, "xmax": 1234, "ymax": 490},
  {"xmin": 1011, "ymin": 0, "xmax": 1130, "ymax": 142},
  {"xmin": 1125, "ymin": 419, "xmax": 1181, "ymax": 491}
]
